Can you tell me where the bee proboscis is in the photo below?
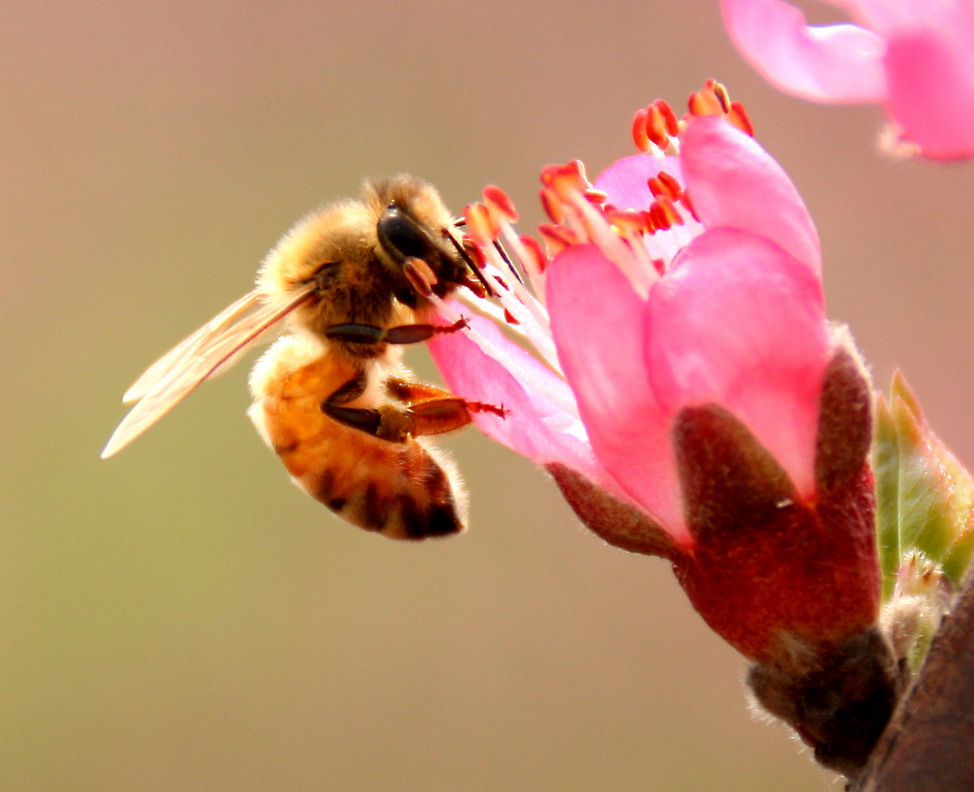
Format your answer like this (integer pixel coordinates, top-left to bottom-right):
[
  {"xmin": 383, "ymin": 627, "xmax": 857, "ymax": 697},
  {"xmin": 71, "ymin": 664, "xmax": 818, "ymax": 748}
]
[{"xmin": 103, "ymin": 175, "xmax": 504, "ymax": 539}]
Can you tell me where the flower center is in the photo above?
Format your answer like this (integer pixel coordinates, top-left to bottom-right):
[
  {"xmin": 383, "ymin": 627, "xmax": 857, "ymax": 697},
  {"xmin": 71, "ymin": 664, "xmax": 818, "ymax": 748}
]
[{"xmin": 436, "ymin": 81, "xmax": 755, "ymax": 376}]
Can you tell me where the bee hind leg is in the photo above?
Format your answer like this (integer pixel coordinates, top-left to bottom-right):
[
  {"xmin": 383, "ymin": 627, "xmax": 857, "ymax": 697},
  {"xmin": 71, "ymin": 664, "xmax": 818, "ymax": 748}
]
[
  {"xmin": 322, "ymin": 375, "xmax": 507, "ymax": 444},
  {"xmin": 385, "ymin": 375, "xmax": 508, "ymax": 439}
]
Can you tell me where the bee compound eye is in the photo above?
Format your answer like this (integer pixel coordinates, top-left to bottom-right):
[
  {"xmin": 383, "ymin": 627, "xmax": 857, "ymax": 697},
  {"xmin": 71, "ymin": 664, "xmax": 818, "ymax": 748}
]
[{"xmin": 377, "ymin": 206, "xmax": 431, "ymax": 263}]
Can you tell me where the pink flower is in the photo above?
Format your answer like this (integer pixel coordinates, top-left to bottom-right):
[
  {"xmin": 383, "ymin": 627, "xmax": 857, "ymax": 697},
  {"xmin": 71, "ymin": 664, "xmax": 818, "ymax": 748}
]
[
  {"xmin": 429, "ymin": 85, "xmax": 881, "ymax": 670},
  {"xmin": 719, "ymin": 0, "xmax": 974, "ymax": 160}
]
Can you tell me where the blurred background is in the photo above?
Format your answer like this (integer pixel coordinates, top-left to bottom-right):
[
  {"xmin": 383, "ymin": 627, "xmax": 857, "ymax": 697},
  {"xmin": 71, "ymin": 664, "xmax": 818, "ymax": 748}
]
[{"xmin": 4, "ymin": 1, "xmax": 973, "ymax": 790}]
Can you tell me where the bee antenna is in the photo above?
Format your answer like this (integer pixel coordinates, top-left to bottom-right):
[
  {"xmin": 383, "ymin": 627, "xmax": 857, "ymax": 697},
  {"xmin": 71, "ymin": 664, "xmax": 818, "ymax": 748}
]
[
  {"xmin": 445, "ymin": 227, "xmax": 496, "ymax": 298},
  {"xmin": 490, "ymin": 239, "xmax": 524, "ymax": 286},
  {"xmin": 449, "ymin": 217, "xmax": 525, "ymax": 288}
]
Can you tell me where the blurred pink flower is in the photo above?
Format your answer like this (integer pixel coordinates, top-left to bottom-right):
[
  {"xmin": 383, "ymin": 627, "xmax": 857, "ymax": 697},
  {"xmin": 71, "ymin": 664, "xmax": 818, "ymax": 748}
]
[
  {"xmin": 719, "ymin": 0, "xmax": 974, "ymax": 160},
  {"xmin": 430, "ymin": 85, "xmax": 880, "ymax": 667}
]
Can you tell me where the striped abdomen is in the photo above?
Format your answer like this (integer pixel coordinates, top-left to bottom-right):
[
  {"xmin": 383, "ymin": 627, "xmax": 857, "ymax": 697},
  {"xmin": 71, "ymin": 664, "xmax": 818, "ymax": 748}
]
[{"xmin": 248, "ymin": 334, "xmax": 465, "ymax": 539}]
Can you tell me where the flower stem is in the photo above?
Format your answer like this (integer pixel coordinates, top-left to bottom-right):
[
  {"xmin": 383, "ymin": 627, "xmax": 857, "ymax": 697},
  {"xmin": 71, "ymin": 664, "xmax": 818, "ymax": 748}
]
[{"xmin": 853, "ymin": 565, "xmax": 974, "ymax": 791}]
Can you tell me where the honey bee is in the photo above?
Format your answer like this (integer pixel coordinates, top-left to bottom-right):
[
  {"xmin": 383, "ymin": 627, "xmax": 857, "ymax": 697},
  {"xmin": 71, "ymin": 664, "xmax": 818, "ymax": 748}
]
[{"xmin": 102, "ymin": 175, "xmax": 505, "ymax": 539}]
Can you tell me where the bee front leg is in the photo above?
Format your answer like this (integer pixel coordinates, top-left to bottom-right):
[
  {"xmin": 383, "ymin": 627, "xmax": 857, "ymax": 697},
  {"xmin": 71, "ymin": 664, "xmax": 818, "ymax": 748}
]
[{"xmin": 324, "ymin": 317, "xmax": 468, "ymax": 346}]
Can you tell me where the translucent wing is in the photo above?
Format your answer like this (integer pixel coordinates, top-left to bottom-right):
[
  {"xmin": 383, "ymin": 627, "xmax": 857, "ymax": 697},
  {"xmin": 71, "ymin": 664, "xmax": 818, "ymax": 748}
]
[
  {"xmin": 122, "ymin": 290, "xmax": 262, "ymax": 404},
  {"xmin": 102, "ymin": 284, "xmax": 316, "ymax": 458}
]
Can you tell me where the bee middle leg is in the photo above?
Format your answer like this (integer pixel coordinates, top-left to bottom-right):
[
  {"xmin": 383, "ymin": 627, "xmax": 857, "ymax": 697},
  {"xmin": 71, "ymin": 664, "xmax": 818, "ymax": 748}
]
[{"xmin": 325, "ymin": 317, "xmax": 468, "ymax": 346}]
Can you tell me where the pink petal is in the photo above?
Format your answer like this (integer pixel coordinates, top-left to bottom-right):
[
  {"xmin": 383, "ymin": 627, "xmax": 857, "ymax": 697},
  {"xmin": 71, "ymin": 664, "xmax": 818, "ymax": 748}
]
[
  {"xmin": 594, "ymin": 154, "xmax": 681, "ymax": 210},
  {"xmin": 885, "ymin": 27, "xmax": 974, "ymax": 160},
  {"xmin": 681, "ymin": 117, "xmax": 822, "ymax": 276},
  {"xmin": 720, "ymin": 0, "xmax": 887, "ymax": 102},
  {"xmin": 845, "ymin": 0, "xmax": 953, "ymax": 32},
  {"xmin": 645, "ymin": 228, "xmax": 829, "ymax": 499},
  {"xmin": 546, "ymin": 244, "xmax": 688, "ymax": 542},
  {"xmin": 427, "ymin": 310, "xmax": 609, "ymax": 486}
]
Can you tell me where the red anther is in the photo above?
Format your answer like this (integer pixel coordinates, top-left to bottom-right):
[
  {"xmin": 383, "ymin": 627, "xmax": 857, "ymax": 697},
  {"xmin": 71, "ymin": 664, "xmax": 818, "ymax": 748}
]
[
  {"xmin": 649, "ymin": 175, "xmax": 684, "ymax": 202},
  {"xmin": 645, "ymin": 102, "xmax": 673, "ymax": 148},
  {"xmin": 463, "ymin": 202, "xmax": 498, "ymax": 245},
  {"xmin": 540, "ymin": 160, "xmax": 591, "ymax": 194},
  {"xmin": 660, "ymin": 196, "xmax": 685, "ymax": 225},
  {"xmin": 632, "ymin": 106, "xmax": 651, "ymax": 152},
  {"xmin": 462, "ymin": 237, "xmax": 488, "ymax": 270},
  {"xmin": 519, "ymin": 234, "xmax": 549, "ymax": 274},
  {"xmin": 540, "ymin": 162, "xmax": 574, "ymax": 187},
  {"xmin": 607, "ymin": 208, "xmax": 649, "ymax": 234},
  {"xmin": 538, "ymin": 223, "xmax": 578, "ymax": 254},
  {"xmin": 483, "ymin": 184, "xmax": 519, "ymax": 223},
  {"xmin": 539, "ymin": 187, "xmax": 565, "ymax": 224},
  {"xmin": 648, "ymin": 196, "xmax": 682, "ymax": 231},
  {"xmin": 647, "ymin": 201, "xmax": 668, "ymax": 231},
  {"xmin": 657, "ymin": 170, "xmax": 683, "ymax": 200},
  {"xmin": 679, "ymin": 191, "xmax": 699, "ymax": 222},
  {"xmin": 503, "ymin": 307, "xmax": 520, "ymax": 325},
  {"xmin": 640, "ymin": 209, "xmax": 658, "ymax": 234},
  {"xmin": 583, "ymin": 188, "xmax": 608, "ymax": 205},
  {"xmin": 569, "ymin": 159, "xmax": 589, "ymax": 182},
  {"xmin": 711, "ymin": 81, "xmax": 732, "ymax": 113},
  {"xmin": 655, "ymin": 99, "xmax": 680, "ymax": 137},
  {"xmin": 727, "ymin": 101, "xmax": 755, "ymax": 137},
  {"xmin": 688, "ymin": 86, "xmax": 725, "ymax": 117},
  {"xmin": 647, "ymin": 195, "xmax": 683, "ymax": 229},
  {"xmin": 460, "ymin": 273, "xmax": 487, "ymax": 299}
]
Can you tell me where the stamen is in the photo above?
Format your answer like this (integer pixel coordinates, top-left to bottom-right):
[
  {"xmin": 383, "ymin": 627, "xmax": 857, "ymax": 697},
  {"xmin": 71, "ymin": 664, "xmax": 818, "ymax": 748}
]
[
  {"xmin": 646, "ymin": 101, "xmax": 675, "ymax": 149},
  {"xmin": 463, "ymin": 202, "xmax": 499, "ymax": 246},
  {"xmin": 518, "ymin": 234, "xmax": 548, "ymax": 276},
  {"xmin": 540, "ymin": 161, "xmax": 592, "ymax": 201},
  {"xmin": 650, "ymin": 171, "xmax": 683, "ymax": 202},
  {"xmin": 647, "ymin": 195, "xmax": 683, "ymax": 231},
  {"xmin": 540, "ymin": 188, "xmax": 566, "ymax": 224},
  {"xmin": 444, "ymin": 226, "xmax": 496, "ymax": 298},
  {"xmin": 539, "ymin": 223, "xmax": 580, "ymax": 255},
  {"xmin": 583, "ymin": 188, "xmax": 609, "ymax": 206},
  {"xmin": 680, "ymin": 192, "xmax": 700, "ymax": 223},
  {"xmin": 727, "ymin": 102, "xmax": 754, "ymax": 137},
  {"xmin": 461, "ymin": 236, "xmax": 487, "ymax": 271},
  {"xmin": 607, "ymin": 208, "xmax": 650, "ymax": 235},
  {"xmin": 685, "ymin": 80, "xmax": 755, "ymax": 137},
  {"xmin": 632, "ymin": 107, "xmax": 651, "ymax": 153},
  {"xmin": 468, "ymin": 227, "xmax": 555, "ymax": 352},
  {"xmin": 710, "ymin": 80, "xmax": 732, "ymax": 114},
  {"xmin": 657, "ymin": 99, "xmax": 680, "ymax": 138},
  {"xmin": 482, "ymin": 185, "xmax": 519, "ymax": 223},
  {"xmin": 564, "ymin": 187, "xmax": 654, "ymax": 298},
  {"xmin": 688, "ymin": 87, "xmax": 725, "ymax": 118}
]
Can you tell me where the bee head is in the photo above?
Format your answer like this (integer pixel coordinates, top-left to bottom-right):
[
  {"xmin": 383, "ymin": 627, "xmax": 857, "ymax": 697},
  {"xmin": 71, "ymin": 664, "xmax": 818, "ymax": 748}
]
[{"xmin": 366, "ymin": 175, "xmax": 469, "ymax": 307}]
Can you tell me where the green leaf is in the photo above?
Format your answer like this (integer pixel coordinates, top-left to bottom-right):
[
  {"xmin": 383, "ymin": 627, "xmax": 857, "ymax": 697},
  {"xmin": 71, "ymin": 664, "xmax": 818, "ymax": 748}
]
[
  {"xmin": 872, "ymin": 395, "xmax": 901, "ymax": 601},
  {"xmin": 873, "ymin": 373, "xmax": 974, "ymax": 594}
]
